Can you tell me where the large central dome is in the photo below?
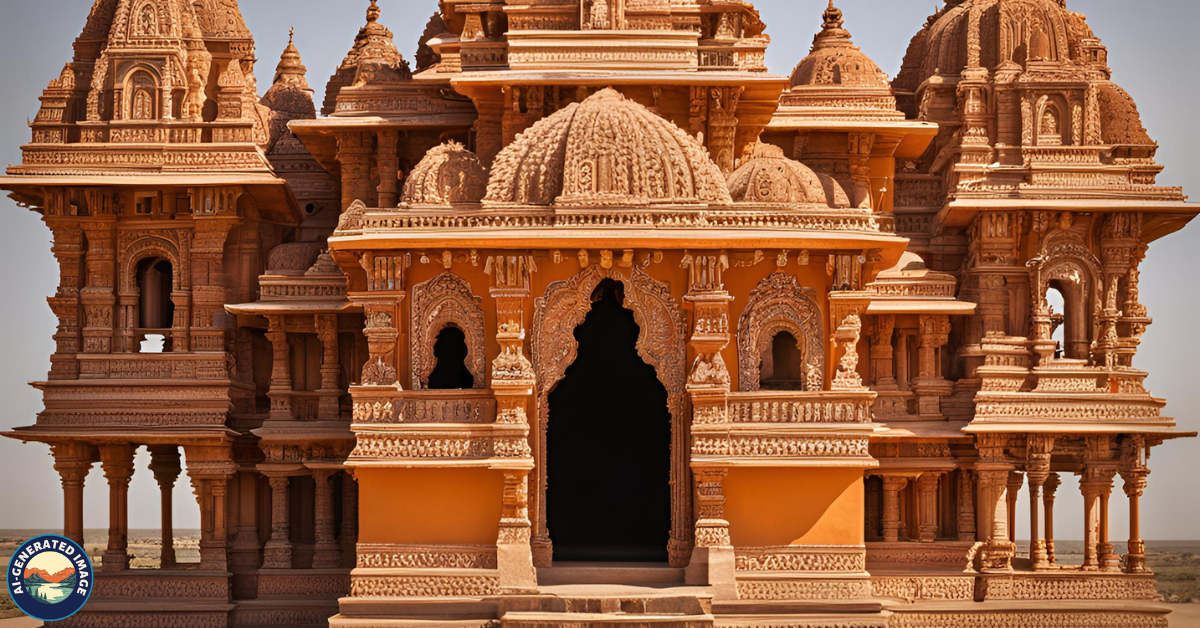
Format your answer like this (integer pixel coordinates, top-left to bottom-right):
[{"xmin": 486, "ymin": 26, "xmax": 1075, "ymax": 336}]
[{"xmin": 485, "ymin": 88, "xmax": 732, "ymax": 207}]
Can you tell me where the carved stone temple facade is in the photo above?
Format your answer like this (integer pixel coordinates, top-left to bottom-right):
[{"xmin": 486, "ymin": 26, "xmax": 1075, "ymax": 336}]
[{"xmin": 2, "ymin": 0, "xmax": 1195, "ymax": 626}]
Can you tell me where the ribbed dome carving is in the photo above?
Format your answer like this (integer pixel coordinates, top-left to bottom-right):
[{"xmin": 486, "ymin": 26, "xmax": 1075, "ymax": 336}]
[
  {"xmin": 484, "ymin": 88, "xmax": 732, "ymax": 207},
  {"xmin": 727, "ymin": 143, "xmax": 851, "ymax": 208},
  {"xmin": 402, "ymin": 142, "xmax": 488, "ymax": 206},
  {"xmin": 790, "ymin": 3, "xmax": 889, "ymax": 88}
]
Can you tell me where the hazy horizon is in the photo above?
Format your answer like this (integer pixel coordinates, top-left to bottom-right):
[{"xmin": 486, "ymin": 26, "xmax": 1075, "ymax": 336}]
[{"xmin": 0, "ymin": 1, "xmax": 1197, "ymax": 541}]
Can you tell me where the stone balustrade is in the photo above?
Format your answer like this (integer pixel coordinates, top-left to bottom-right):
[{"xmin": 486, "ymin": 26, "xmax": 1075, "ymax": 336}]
[{"xmin": 723, "ymin": 390, "xmax": 877, "ymax": 425}]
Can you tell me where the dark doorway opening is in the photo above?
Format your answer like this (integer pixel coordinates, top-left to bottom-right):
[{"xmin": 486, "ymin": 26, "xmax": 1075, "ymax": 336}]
[
  {"xmin": 428, "ymin": 326, "xmax": 475, "ymax": 390},
  {"xmin": 548, "ymin": 279, "xmax": 671, "ymax": 563},
  {"xmin": 760, "ymin": 331, "xmax": 803, "ymax": 390}
]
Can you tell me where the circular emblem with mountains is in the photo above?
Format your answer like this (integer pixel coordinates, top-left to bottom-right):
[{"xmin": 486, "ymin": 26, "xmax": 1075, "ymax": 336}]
[{"xmin": 6, "ymin": 535, "xmax": 92, "ymax": 621}]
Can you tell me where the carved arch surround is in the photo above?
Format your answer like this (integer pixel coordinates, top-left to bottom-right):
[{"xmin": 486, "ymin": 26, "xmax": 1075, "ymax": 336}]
[
  {"xmin": 530, "ymin": 265, "xmax": 690, "ymax": 566},
  {"xmin": 119, "ymin": 234, "xmax": 187, "ymax": 295},
  {"xmin": 737, "ymin": 272, "xmax": 824, "ymax": 392},
  {"xmin": 410, "ymin": 272, "xmax": 487, "ymax": 390}
]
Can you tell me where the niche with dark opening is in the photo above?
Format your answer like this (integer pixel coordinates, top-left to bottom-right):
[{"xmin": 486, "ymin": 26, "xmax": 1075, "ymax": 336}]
[
  {"xmin": 759, "ymin": 331, "xmax": 804, "ymax": 390},
  {"xmin": 428, "ymin": 326, "xmax": 475, "ymax": 390},
  {"xmin": 547, "ymin": 279, "xmax": 671, "ymax": 562},
  {"xmin": 136, "ymin": 257, "xmax": 175, "ymax": 330}
]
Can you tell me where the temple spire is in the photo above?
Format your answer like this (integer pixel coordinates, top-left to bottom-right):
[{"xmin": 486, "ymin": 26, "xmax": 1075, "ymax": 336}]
[
  {"xmin": 367, "ymin": 0, "xmax": 381, "ymax": 24},
  {"xmin": 823, "ymin": 1, "xmax": 844, "ymax": 31},
  {"xmin": 272, "ymin": 26, "xmax": 310, "ymax": 90}
]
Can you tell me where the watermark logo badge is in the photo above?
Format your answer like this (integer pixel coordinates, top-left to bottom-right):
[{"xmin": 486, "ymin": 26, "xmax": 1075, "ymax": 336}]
[{"xmin": 7, "ymin": 535, "xmax": 93, "ymax": 622}]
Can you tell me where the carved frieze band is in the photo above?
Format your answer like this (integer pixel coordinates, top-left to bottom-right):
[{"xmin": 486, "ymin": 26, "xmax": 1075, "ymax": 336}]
[
  {"xmin": 356, "ymin": 544, "xmax": 498, "ymax": 570},
  {"xmin": 692, "ymin": 433, "xmax": 870, "ymax": 458},
  {"xmin": 735, "ymin": 546, "xmax": 866, "ymax": 573}
]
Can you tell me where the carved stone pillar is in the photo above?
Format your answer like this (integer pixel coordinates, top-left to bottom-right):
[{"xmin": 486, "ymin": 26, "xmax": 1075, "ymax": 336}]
[
  {"xmin": 975, "ymin": 435, "xmax": 1015, "ymax": 572},
  {"xmin": 312, "ymin": 468, "xmax": 340, "ymax": 568},
  {"xmin": 266, "ymin": 315, "xmax": 292, "ymax": 421},
  {"xmin": 957, "ymin": 469, "xmax": 976, "ymax": 542},
  {"xmin": 263, "ymin": 474, "xmax": 293, "ymax": 569},
  {"xmin": 486, "ymin": 255, "xmax": 538, "ymax": 585},
  {"xmin": 917, "ymin": 472, "xmax": 942, "ymax": 543},
  {"xmin": 682, "ymin": 254, "xmax": 732, "ymax": 573},
  {"xmin": 80, "ymin": 219, "xmax": 117, "ymax": 355},
  {"xmin": 1119, "ymin": 436, "xmax": 1149, "ymax": 573},
  {"xmin": 881, "ymin": 475, "xmax": 908, "ymax": 543},
  {"xmin": 1006, "ymin": 471, "xmax": 1023, "ymax": 543},
  {"xmin": 498, "ymin": 471, "xmax": 537, "ymax": 592},
  {"xmin": 871, "ymin": 315, "xmax": 897, "ymax": 390},
  {"xmin": 340, "ymin": 473, "xmax": 358, "ymax": 567},
  {"xmin": 913, "ymin": 315, "xmax": 952, "ymax": 418},
  {"xmin": 1025, "ymin": 435, "xmax": 1054, "ymax": 570},
  {"xmin": 704, "ymin": 86, "xmax": 742, "ymax": 173},
  {"xmin": 376, "ymin": 130, "xmax": 399, "ymax": 207},
  {"xmin": 895, "ymin": 330, "xmax": 911, "ymax": 390},
  {"xmin": 148, "ymin": 445, "xmax": 182, "ymax": 569},
  {"xmin": 847, "ymin": 132, "xmax": 875, "ymax": 210},
  {"xmin": 188, "ymin": 207, "xmax": 238, "ymax": 352},
  {"xmin": 99, "ymin": 444, "xmax": 135, "ymax": 572},
  {"xmin": 353, "ymin": 254, "xmax": 407, "ymax": 386},
  {"xmin": 185, "ymin": 446, "xmax": 236, "ymax": 572},
  {"xmin": 51, "ymin": 442, "xmax": 95, "ymax": 546},
  {"xmin": 315, "ymin": 314, "xmax": 341, "ymax": 420},
  {"xmin": 1097, "ymin": 468, "xmax": 1120, "ymax": 571},
  {"xmin": 1080, "ymin": 471, "xmax": 1103, "ymax": 571},
  {"xmin": 1081, "ymin": 436, "xmax": 1116, "ymax": 572},
  {"xmin": 337, "ymin": 132, "xmax": 374, "ymax": 209},
  {"xmin": 46, "ymin": 221, "xmax": 85, "ymax": 379},
  {"xmin": 1044, "ymin": 472, "xmax": 1061, "ymax": 564},
  {"xmin": 686, "ymin": 469, "xmax": 735, "ymax": 600},
  {"xmin": 473, "ymin": 96, "xmax": 504, "ymax": 168}
]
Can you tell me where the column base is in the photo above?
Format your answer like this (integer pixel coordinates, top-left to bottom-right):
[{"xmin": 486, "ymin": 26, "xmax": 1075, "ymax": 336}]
[
  {"xmin": 102, "ymin": 550, "xmax": 129, "ymax": 572},
  {"xmin": 531, "ymin": 535, "xmax": 553, "ymax": 568},
  {"xmin": 263, "ymin": 541, "xmax": 294, "ymax": 570},
  {"xmin": 684, "ymin": 545, "xmax": 736, "ymax": 600}
]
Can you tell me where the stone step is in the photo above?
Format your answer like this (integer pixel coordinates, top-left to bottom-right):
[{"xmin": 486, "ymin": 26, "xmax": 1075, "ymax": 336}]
[
  {"xmin": 500, "ymin": 611, "xmax": 714, "ymax": 628},
  {"xmin": 537, "ymin": 563, "xmax": 686, "ymax": 586}
]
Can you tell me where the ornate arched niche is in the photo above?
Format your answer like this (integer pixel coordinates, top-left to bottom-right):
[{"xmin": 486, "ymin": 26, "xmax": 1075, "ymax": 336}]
[
  {"xmin": 737, "ymin": 272, "xmax": 824, "ymax": 392},
  {"xmin": 530, "ymin": 265, "xmax": 690, "ymax": 566},
  {"xmin": 409, "ymin": 272, "xmax": 487, "ymax": 390},
  {"xmin": 1035, "ymin": 94, "xmax": 1069, "ymax": 147},
  {"xmin": 124, "ymin": 68, "xmax": 160, "ymax": 121},
  {"xmin": 1028, "ymin": 229, "xmax": 1103, "ymax": 360},
  {"xmin": 117, "ymin": 232, "xmax": 189, "ymax": 352}
]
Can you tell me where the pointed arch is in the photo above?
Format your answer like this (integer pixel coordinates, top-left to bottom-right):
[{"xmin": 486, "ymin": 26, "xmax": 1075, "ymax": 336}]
[
  {"xmin": 409, "ymin": 272, "xmax": 487, "ymax": 390},
  {"xmin": 531, "ymin": 265, "xmax": 690, "ymax": 566},
  {"xmin": 737, "ymin": 272, "xmax": 824, "ymax": 392}
]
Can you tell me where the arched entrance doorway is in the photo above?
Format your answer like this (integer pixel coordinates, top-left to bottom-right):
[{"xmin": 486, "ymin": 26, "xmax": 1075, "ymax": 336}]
[{"xmin": 547, "ymin": 279, "xmax": 672, "ymax": 562}]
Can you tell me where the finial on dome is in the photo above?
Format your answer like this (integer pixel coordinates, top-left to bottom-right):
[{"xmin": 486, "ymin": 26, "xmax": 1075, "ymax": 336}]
[
  {"xmin": 272, "ymin": 27, "xmax": 309, "ymax": 90},
  {"xmin": 367, "ymin": 0, "xmax": 381, "ymax": 23},
  {"xmin": 823, "ymin": 1, "xmax": 845, "ymax": 31}
]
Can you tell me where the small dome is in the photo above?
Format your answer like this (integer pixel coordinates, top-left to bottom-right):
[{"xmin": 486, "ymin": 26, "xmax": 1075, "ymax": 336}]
[
  {"xmin": 261, "ymin": 28, "xmax": 315, "ymax": 120},
  {"xmin": 322, "ymin": 0, "xmax": 411, "ymax": 115},
  {"xmin": 790, "ymin": 3, "xmax": 889, "ymax": 88},
  {"xmin": 402, "ymin": 142, "xmax": 488, "ymax": 206},
  {"xmin": 727, "ymin": 143, "xmax": 850, "ymax": 208},
  {"xmin": 485, "ymin": 88, "xmax": 732, "ymax": 207}
]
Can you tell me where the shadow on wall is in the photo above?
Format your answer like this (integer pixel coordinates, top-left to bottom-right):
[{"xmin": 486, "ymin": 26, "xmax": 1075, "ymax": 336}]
[{"xmin": 724, "ymin": 468, "xmax": 863, "ymax": 546}]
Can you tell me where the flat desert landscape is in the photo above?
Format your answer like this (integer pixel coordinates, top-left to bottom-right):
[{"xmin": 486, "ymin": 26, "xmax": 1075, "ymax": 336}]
[{"xmin": 0, "ymin": 532, "xmax": 1196, "ymax": 625}]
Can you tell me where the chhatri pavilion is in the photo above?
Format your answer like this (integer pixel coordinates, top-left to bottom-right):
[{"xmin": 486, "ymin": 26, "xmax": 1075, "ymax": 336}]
[{"xmin": 1, "ymin": 0, "xmax": 1195, "ymax": 626}]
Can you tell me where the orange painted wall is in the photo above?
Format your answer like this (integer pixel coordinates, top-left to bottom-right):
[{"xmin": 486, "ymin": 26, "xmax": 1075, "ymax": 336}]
[
  {"xmin": 357, "ymin": 468, "xmax": 503, "ymax": 545},
  {"xmin": 724, "ymin": 467, "xmax": 864, "ymax": 546}
]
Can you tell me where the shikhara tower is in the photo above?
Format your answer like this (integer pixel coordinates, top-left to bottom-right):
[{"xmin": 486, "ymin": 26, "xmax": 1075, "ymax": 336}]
[{"xmin": 1, "ymin": 0, "xmax": 1194, "ymax": 626}]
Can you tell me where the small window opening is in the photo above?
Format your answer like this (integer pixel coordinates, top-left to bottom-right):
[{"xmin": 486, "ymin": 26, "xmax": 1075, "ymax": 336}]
[
  {"xmin": 428, "ymin": 326, "xmax": 474, "ymax": 390},
  {"xmin": 760, "ymin": 331, "xmax": 803, "ymax": 391},
  {"xmin": 137, "ymin": 257, "xmax": 175, "ymax": 347}
]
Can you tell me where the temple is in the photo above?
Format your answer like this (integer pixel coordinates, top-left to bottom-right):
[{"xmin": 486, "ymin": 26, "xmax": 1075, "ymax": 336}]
[{"xmin": 1, "ymin": 0, "xmax": 1196, "ymax": 626}]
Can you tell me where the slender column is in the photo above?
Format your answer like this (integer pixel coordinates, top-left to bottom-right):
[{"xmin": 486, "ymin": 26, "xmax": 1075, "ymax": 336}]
[
  {"xmin": 1098, "ymin": 468, "xmax": 1121, "ymax": 571},
  {"xmin": 263, "ymin": 475, "xmax": 293, "ymax": 568},
  {"xmin": 1026, "ymin": 435, "xmax": 1053, "ymax": 569},
  {"xmin": 895, "ymin": 331, "xmax": 911, "ymax": 389},
  {"xmin": 1006, "ymin": 471, "xmax": 1023, "ymax": 543},
  {"xmin": 315, "ymin": 314, "xmax": 341, "ymax": 421},
  {"xmin": 917, "ymin": 472, "xmax": 942, "ymax": 543},
  {"xmin": 1080, "ymin": 471, "xmax": 1104, "ymax": 571},
  {"xmin": 913, "ymin": 315, "xmax": 952, "ymax": 417},
  {"xmin": 957, "ymin": 469, "xmax": 977, "ymax": 541},
  {"xmin": 312, "ymin": 469, "xmax": 340, "ymax": 568},
  {"xmin": 99, "ymin": 444, "xmax": 136, "ymax": 572},
  {"xmin": 266, "ymin": 316, "xmax": 292, "ymax": 421},
  {"xmin": 340, "ymin": 473, "xmax": 358, "ymax": 567},
  {"xmin": 871, "ymin": 315, "xmax": 897, "ymax": 390},
  {"xmin": 1043, "ymin": 472, "xmax": 1060, "ymax": 564},
  {"xmin": 148, "ymin": 445, "xmax": 182, "ymax": 569},
  {"xmin": 881, "ymin": 475, "xmax": 909, "ymax": 542},
  {"xmin": 1119, "ymin": 435, "xmax": 1150, "ymax": 573},
  {"xmin": 1121, "ymin": 468, "xmax": 1149, "ymax": 573},
  {"xmin": 184, "ymin": 446, "xmax": 235, "ymax": 572},
  {"xmin": 337, "ymin": 132, "xmax": 374, "ymax": 209},
  {"xmin": 51, "ymin": 443, "xmax": 95, "ymax": 546},
  {"xmin": 975, "ymin": 435, "xmax": 1015, "ymax": 572}
]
